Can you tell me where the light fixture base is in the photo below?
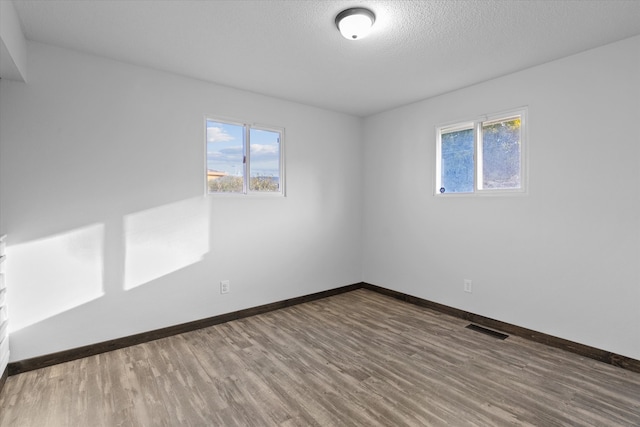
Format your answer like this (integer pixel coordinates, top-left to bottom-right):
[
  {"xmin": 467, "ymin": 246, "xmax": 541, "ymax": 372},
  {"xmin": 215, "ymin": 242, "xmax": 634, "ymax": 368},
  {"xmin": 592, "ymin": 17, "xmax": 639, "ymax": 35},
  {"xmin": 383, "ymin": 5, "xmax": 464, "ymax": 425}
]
[{"xmin": 335, "ymin": 7, "xmax": 376, "ymax": 40}]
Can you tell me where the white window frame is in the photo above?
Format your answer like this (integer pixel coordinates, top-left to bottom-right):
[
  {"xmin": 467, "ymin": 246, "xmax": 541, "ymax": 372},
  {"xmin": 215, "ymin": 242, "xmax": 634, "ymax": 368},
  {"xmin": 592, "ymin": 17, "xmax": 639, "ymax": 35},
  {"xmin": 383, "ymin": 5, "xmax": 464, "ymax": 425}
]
[
  {"xmin": 205, "ymin": 116, "xmax": 285, "ymax": 196},
  {"xmin": 435, "ymin": 108, "xmax": 527, "ymax": 196}
]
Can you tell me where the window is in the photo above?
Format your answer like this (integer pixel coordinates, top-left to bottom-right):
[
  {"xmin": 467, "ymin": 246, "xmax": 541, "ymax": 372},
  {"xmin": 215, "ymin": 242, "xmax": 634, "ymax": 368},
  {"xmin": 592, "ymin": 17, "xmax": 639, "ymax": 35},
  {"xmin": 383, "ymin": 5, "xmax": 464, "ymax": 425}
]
[
  {"xmin": 436, "ymin": 109, "xmax": 526, "ymax": 195},
  {"xmin": 206, "ymin": 118, "xmax": 284, "ymax": 195}
]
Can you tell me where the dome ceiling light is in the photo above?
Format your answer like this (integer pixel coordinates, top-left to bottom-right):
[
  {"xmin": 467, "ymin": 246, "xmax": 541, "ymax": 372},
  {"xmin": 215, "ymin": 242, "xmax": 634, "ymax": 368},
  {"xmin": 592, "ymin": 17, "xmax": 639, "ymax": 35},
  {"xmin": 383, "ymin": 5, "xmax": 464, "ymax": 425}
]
[{"xmin": 335, "ymin": 7, "xmax": 376, "ymax": 40}]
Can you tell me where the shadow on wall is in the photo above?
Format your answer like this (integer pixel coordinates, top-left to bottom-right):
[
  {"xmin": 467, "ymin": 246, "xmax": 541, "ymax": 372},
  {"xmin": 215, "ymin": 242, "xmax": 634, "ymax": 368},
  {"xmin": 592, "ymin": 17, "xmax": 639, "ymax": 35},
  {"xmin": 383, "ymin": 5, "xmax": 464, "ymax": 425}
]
[
  {"xmin": 123, "ymin": 197, "xmax": 209, "ymax": 290},
  {"xmin": 7, "ymin": 196, "xmax": 210, "ymax": 336}
]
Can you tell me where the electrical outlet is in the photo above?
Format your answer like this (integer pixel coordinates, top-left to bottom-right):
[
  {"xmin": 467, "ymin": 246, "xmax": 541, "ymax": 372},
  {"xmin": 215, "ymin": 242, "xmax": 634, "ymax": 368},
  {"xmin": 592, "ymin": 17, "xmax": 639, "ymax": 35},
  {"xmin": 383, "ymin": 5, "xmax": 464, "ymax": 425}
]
[
  {"xmin": 220, "ymin": 280, "xmax": 230, "ymax": 294},
  {"xmin": 464, "ymin": 279, "xmax": 472, "ymax": 293}
]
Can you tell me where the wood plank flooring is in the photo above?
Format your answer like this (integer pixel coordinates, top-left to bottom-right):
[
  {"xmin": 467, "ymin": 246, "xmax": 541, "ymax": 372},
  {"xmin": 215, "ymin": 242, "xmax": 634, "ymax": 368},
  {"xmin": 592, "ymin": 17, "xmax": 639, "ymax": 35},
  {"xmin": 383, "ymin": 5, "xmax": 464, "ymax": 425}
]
[{"xmin": 1, "ymin": 289, "xmax": 639, "ymax": 426}]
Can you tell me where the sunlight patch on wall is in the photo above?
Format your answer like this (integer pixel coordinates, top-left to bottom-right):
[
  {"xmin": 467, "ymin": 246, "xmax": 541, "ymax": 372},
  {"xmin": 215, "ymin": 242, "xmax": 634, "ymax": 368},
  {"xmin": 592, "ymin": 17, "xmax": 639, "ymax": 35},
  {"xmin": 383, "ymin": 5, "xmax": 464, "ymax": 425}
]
[
  {"xmin": 7, "ymin": 223, "xmax": 105, "ymax": 333},
  {"xmin": 123, "ymin": 197, "xmax": 209, "ymax": 290}
]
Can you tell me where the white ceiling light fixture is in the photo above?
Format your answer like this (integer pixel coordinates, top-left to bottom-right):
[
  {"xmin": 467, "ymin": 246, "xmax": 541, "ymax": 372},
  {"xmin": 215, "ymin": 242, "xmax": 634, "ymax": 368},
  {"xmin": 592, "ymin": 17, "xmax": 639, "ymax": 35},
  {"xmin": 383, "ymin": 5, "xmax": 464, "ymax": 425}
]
[{"xmin": 335, "ymin": 7, "xmax": 376, "ymax": 40}]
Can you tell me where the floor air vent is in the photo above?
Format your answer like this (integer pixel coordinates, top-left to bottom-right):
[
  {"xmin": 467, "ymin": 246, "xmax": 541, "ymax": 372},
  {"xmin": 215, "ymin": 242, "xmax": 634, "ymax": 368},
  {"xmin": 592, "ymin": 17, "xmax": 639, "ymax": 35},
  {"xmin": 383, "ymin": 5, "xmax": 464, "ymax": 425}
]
[{"xmin": 466, "ymin": 324, "xmax": 509, "ymax": 340}]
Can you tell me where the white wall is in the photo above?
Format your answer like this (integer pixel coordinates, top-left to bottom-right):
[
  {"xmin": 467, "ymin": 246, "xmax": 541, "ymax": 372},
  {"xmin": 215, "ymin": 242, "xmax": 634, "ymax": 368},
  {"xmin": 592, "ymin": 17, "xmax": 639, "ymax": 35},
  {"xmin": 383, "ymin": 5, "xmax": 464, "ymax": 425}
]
[
  {"xmin": 363, "ymin": 35, "xmax": 640, "ymax": 360},
  {"xmin": 0, "ymin": 42, "xmax": 363, "ymax": 361},
  {"xmin": 2, "ymin": 36, "xmax": 639, "ymax": 363},
  {"xmin": 0, "ymin": 0, "xmax": 27, "ymax": 82}
]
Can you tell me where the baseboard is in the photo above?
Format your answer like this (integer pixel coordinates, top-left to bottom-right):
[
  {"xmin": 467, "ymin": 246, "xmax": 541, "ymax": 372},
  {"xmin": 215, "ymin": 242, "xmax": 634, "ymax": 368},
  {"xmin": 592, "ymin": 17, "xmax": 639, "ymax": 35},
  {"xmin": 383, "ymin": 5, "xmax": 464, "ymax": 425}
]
[
  {"xmin": 7, "ymin": 281, "xmax": 640, "ymax": 376},
  {"xmin": 361, "ymin": 283, "xmax": 640, "ymax": 374},
  {"xmin": 0, "ymin": 366, "xmax": 7, "ymax": 396},
  {"xmin": 8, "ymin": 282, "xmax": 363, "ymax": 376}
]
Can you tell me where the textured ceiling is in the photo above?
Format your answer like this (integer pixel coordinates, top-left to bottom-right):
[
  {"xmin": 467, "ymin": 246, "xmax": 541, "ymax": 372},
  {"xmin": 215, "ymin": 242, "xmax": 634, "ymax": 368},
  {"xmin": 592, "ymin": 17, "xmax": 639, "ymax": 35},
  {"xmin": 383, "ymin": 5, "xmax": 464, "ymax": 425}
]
[{"xmin": 10, "ymin": 0, "xmax": 640, "ymax": 117}]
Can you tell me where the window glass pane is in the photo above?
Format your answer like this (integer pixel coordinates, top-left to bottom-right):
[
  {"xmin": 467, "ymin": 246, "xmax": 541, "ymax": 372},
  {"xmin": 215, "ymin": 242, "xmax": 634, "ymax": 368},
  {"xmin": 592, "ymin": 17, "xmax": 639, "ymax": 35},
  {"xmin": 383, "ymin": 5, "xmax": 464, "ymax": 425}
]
[
  {"xmin": 206, "ymin": 120, "xmax": 244, "ymax": 193},
  {"xmin": 482, "ymin": 116, "xmax": 521, "ymax": 189},
  {"xmin": 440, "ymin": 128, "xmax": 474, "ymax": 193},
  {"xmin": 249, "ymin": 128, "xmax": 280, "ymax": 192}
]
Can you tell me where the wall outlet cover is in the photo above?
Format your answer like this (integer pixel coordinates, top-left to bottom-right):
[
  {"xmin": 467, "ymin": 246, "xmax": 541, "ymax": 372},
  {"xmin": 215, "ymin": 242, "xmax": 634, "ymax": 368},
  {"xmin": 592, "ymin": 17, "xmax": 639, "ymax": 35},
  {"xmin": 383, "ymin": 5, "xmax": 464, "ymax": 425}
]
[{"xmin": 220, "ymin": 280, "xmax": 230, "ymax": 294}]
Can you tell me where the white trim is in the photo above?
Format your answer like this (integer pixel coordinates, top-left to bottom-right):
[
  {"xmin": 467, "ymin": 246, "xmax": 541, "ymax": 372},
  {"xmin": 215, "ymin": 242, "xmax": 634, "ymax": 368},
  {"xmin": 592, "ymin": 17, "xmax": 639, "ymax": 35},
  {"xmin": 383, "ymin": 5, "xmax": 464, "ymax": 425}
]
[
  {"xmin": 476, "ymin": 122, "xmax": 483, "ymax": 190},
  {"xmin": 435, "ymin": 107, "xmax": 528, "ymax": 196},
  {"xmin": 247, "ymin": 124, "xmax": 286, "ymax": 197},
  {"xmin": 439, "ymin": 121, "xmax": 474, "ymax": 134},
  {"xmin": 243, "ymin": 125, "xmax": 249, "ymax": 194},
  {"xmin": 204, "ymin": 116, "xmax": 286, "ymax": 197}
]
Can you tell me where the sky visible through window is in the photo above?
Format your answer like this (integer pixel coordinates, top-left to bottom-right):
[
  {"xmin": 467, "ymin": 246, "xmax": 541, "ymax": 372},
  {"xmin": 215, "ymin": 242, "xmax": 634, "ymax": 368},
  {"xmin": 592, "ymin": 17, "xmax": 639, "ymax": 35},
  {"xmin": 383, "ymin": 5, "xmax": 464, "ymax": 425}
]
[
  {"xmin": 206, "ymin": 120, "xmax": 280, "ymax": 179},
  {"xmin": 249, "ymin": 128, "xmax": 280, "ymax": 179}
]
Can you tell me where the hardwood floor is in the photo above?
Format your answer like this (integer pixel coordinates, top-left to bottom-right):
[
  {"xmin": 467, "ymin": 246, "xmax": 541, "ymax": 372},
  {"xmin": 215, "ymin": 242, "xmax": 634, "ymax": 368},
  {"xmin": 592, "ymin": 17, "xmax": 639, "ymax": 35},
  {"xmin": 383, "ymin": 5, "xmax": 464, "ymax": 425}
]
[{"xmin": 1, "ymin": 289, "xmax": 639, "ymax": 426}]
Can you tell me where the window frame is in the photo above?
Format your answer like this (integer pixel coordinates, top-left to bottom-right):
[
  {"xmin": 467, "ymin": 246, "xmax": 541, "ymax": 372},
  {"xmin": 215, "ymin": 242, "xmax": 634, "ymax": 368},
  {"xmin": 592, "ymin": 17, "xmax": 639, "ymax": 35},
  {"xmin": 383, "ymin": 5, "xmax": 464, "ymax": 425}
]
[
  {"xmin": 205, "ymin": 116, "xmax": 285, "ymax": 197},
  {"xmin": 435, "ymin": 108, "xmax": 527, "ymax": 197}
]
